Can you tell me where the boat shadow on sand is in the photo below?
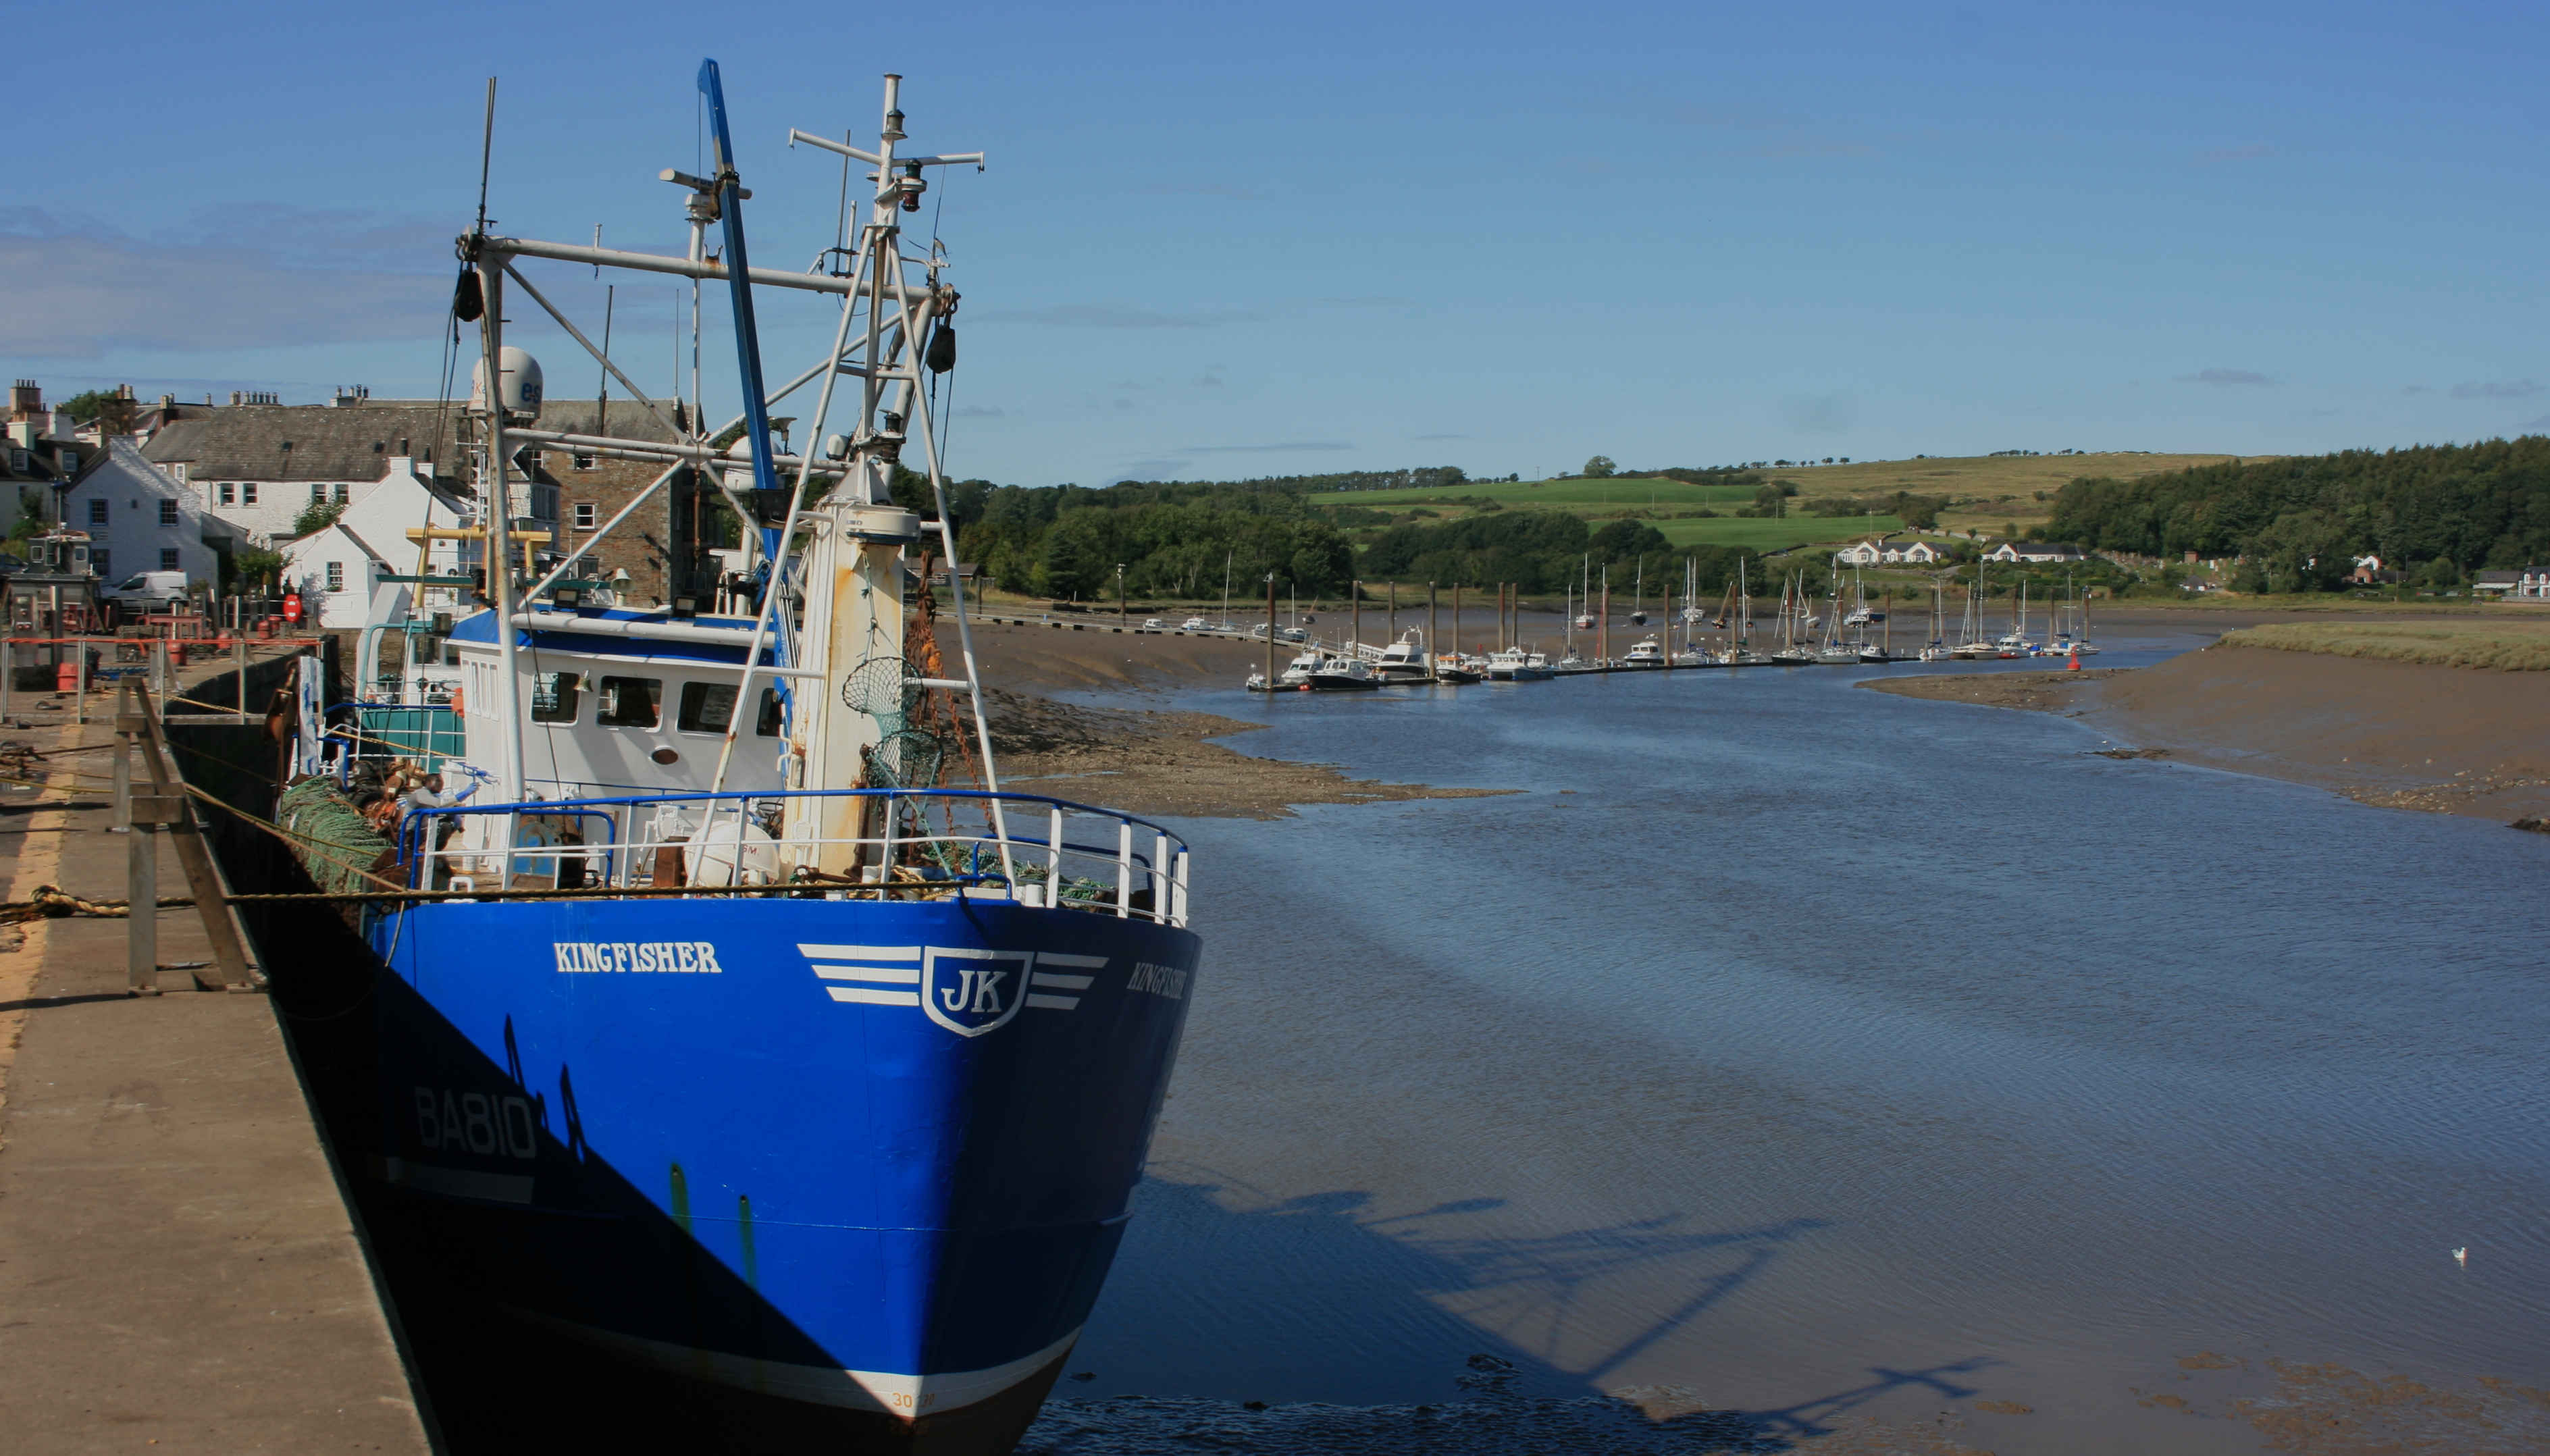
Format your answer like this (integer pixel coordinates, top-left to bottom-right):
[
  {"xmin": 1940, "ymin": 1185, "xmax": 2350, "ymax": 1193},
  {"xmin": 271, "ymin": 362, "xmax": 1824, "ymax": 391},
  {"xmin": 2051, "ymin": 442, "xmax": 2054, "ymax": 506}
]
[{"xmin": 1039, "ymin": 1172, "xmax": 1994, "ymax": 1453}]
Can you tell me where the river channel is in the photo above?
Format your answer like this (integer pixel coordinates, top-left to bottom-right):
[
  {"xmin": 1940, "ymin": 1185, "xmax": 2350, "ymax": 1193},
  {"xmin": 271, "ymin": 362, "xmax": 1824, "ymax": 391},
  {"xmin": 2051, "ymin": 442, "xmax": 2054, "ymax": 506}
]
[{"xmin": 1027, "ymin": 638, "xmax": 2550, "ymax": 1453}]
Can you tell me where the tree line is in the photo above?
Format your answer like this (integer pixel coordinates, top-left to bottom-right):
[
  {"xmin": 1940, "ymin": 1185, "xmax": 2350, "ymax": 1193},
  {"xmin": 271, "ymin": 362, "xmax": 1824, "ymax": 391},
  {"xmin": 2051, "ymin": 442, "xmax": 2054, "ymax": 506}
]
[
  {"xmin": 925, "ymin": 476, "xmax": 1356, "ymax": 600},
  {"xmin": 2048, "ymin": 437, "xmax": 2550, "ymax": 589}
]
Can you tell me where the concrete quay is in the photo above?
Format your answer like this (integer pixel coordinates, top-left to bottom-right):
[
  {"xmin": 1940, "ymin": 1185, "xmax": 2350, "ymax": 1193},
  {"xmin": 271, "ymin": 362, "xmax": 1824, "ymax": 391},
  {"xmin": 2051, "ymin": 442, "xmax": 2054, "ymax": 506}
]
[{"xmin": 0, "ymin": 690, "xmax": 432, "ymax": 1453}]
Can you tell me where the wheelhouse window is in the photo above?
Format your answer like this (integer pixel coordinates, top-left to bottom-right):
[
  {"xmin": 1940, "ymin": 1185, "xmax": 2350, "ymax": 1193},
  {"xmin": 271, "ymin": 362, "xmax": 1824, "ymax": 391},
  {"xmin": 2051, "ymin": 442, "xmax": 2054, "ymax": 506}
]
[
  {"xmin": 676, "ymin": 681, "xmax": 783, "ymax": 737},
  {"xmin": 594, "ymin": 675, "xmax": 661, "ymax": 729},
  {"xmin": 531, "ymin": 671, "xmax": 581, "ymax": 723}
]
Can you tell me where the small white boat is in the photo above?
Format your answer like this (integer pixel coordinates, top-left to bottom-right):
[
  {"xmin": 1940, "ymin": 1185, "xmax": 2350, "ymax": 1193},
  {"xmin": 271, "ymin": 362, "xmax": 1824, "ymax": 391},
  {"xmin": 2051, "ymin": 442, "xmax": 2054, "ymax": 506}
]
[
  {"xmin": 1374, "ymin": 629, "xmax": 1432, "ymax": 683},
  {"xmin": 1485, "ymin": 647, "xmax": 1554, "ymax": 681},
  {"xmin": 1622, "ymin": 635, "xmax": 1666, "ymax": 667},
  {"xmin": 1308, "ymin": 656, "xmax": 1380, "ymax": 691},
  {"xmin": 1276, "ymin": 648, "xmax": 1324, "ymax": 688},
  {"xmin": 1179, "ymin": 616, "xmax": 1210, "ymax": 631}
]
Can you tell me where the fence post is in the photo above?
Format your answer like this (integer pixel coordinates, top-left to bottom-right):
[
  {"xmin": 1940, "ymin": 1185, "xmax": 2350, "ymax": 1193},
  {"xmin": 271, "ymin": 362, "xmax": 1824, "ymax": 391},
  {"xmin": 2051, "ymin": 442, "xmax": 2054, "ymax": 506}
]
[
  {"xmin": 128, "ymin": 794, "xmax": 180, "ymax": 995},
  {"xmin": 234, "ymin": 629, "xmax": 248, "ymax": 725},
  {"xmin": 1, "ymin": 634, "xmax": 12, "ymax": 724},
  {"xmin": 112, "ymin": 682, "xmax": 138, "ymax": 830},
  {"xmin": 74, "ymin": 640, "xmax": 88, "ymax": 726},
  {"xmin": 1047, "ymin": 805, "xmax": 1063, "ymax": 904},
  {"xmin": 1115, "ymin": 819, "xmax": 1132, "ymax": 918}
]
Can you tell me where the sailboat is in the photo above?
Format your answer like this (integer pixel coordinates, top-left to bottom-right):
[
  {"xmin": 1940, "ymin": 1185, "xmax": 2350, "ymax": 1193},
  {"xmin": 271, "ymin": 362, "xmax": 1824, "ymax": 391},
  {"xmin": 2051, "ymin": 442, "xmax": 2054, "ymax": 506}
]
[
  {"xmin": 1769, "ymin": 573, "xmax": 1817, "ymax": 665},
  {"xmin": 1717, "ymin": 560, "xmax": 1767, "ymax": 665},
  {"xmin": 1813, "ymin": 579, "xmax": 1858, "ymax": 664},
  {"xmin": 279, "ymin": 67, "xmax": 1199, "ymax": 1451},
  {"xmin": 1919, "ymin": 575, "xmax": 1953, "ymax": 661},
  {"xmin": 1952, "ymin": 566, "xmax": 1998, "ymax": 658},
  {"xmin": 1995, "ymin": 579, "xmax": 2037, "ymax": 657}
]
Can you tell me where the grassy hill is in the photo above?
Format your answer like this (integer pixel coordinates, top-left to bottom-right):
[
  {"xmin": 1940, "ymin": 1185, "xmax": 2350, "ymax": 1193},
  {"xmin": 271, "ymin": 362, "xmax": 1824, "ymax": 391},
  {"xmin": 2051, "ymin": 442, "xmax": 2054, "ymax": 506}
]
[{"xmin": 1312, "ymin": 452, "xmax": 2248, "ymax": 553}]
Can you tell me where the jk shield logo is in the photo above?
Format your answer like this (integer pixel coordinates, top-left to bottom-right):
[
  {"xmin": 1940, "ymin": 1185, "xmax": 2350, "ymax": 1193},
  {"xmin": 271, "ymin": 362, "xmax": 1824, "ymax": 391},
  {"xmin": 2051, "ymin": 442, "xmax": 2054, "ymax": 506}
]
[
  {"xmin": 921, "ymin": 947, "xmax": 1032, "ymax": 1037},
  {"xmin": 802, "ymin": 944, "xmax": 1114, "ymax": 1032}
]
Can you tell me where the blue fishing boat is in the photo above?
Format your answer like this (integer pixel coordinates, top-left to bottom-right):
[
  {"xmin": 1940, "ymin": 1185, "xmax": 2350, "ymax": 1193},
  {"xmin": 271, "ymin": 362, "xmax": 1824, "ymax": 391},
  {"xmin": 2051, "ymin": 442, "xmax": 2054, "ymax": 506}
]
[{"xmin": 281, "ymin": 62, "xmax": 1201, "ymax": 1453}]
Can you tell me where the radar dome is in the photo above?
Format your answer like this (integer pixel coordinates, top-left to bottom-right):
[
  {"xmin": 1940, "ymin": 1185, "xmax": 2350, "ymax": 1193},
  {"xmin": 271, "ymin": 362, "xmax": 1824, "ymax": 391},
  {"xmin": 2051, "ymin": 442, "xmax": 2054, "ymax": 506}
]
[{"xmin": 468, "ymin": 346, "xmax": 546, "ymax": 417}]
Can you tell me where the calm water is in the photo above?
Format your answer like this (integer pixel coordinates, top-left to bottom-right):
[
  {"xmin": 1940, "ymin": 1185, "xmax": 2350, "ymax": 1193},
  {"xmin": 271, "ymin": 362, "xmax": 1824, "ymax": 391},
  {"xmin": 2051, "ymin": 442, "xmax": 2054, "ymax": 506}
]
[{"xmin": 1032, "ymin": 642, "xmax": 2550, "ymax": 1453}]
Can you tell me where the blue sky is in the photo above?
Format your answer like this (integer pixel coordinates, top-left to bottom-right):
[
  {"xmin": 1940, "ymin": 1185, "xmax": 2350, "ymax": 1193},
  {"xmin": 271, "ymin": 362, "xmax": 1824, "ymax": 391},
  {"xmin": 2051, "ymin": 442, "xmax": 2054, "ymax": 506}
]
[{"xmin": 7, "ymin": 0, "xmax": 2545, "ymax": 486}]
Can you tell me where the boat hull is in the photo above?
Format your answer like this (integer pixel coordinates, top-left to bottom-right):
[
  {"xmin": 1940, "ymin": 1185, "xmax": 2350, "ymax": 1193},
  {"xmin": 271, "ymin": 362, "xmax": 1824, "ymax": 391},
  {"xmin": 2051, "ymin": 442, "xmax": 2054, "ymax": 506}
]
[{"xmin": 362, "ymin": 893, "xmax": 1199, "ymax": 1451}]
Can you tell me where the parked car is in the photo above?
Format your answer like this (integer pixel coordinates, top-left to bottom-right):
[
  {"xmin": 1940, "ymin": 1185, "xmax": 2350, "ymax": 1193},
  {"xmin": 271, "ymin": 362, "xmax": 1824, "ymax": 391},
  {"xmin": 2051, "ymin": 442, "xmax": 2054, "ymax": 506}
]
[{"xmin": 101, "ymin": 570, "xmax": 190, "ymax": 612}]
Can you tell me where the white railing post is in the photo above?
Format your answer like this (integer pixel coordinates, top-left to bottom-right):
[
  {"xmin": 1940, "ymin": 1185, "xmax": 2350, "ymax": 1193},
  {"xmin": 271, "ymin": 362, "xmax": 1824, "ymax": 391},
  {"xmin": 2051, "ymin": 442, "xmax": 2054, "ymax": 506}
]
[
  {"xmin": 1114, "ymin": 818, "xmax": 1131, "ymax": 918},
  {"xmin": 1152, "ymin": 831, "xmax": 1169, "ymax": 923},
  {"xmin": 877, "ymin": 791, "xmax": 897, "ymax": 886},
  {"xmin": 1171, "ymin": 849, "xmax": 1189, "ymax": 928},
  {"xmin": 1047, "ymin": 805, "xmax": 1063, "ymax": 900}
]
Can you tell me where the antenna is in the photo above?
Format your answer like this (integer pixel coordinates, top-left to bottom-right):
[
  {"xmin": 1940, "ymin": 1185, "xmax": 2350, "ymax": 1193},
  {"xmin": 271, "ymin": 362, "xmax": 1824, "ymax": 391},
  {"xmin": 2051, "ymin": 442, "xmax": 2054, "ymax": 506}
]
[{"xmin": 475, "ymin": 78, "xmax": 497, "ymax": 234}]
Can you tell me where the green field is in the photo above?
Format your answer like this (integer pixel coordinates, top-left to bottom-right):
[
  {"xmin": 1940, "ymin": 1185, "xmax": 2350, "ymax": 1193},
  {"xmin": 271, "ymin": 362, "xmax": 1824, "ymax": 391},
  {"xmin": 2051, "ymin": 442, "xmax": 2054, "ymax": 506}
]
[
  {"xmin": 1313, "ymin": 454, "xmax": 2250, "ymax": 534},
  {"xmin": 1653, "ymin": 515, "xmax": 1904, "ymax": 552},
  {"xmin": 1310, "ymin": 475, "xmax": 1758, "ymax": 509}
]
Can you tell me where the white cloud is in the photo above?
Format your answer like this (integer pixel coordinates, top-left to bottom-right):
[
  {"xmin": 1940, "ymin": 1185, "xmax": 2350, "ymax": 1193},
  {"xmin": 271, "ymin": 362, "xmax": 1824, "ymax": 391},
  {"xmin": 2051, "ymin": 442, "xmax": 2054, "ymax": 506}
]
[{"xmin": 0, "ymin": 207, "xmax": 448, "ymax": 359}]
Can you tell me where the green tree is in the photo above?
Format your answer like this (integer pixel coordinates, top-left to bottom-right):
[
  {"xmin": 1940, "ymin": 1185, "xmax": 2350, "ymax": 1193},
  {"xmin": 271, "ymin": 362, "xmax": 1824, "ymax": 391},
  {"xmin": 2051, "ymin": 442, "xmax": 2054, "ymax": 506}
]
[
  {"xmin": 232, "ymin": 547, "xmax": 285, "ymax": 591},
  {"xmin": 292, "ymin": 498, "xmax": 346, "ymax": 536},
  {"xmin": 58, "ymin": 388, "xmax": 122, "ymax": 423},
  {"xmin": 1582, "ymin": 455, "xmax": 1617, "ymax": 479}
]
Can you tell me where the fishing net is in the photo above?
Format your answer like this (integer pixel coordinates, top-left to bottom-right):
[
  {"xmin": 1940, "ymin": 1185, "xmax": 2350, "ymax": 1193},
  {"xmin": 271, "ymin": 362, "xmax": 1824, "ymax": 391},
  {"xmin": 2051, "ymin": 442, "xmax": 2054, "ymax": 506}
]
[
  {"xmin": 841, "ymin": 654, "xmax": 922, "ymax": 735},
  {"xmin": 868, "ymin": 727, "xmax": 949, "ymax": 790}
]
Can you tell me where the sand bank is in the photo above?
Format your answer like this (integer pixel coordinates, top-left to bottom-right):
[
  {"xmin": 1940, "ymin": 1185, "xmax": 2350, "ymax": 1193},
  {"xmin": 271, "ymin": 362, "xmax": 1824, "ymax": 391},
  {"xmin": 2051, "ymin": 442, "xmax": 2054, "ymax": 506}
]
[
  {"xmin": 1867, "ymin": 648, "xmax": 2550, "ymax": 823},
  {"xmin": 984, "ymin": 690, "xmax": 1505, "ymax": 820},
  {"xmin": 937, "ymin": 619, "xmax": 1504, "ymax": 818}
]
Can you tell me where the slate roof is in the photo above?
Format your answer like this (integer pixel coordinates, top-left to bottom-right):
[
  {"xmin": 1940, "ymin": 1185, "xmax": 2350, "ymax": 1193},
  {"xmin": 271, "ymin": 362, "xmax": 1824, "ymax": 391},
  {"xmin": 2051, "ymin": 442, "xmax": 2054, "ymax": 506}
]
[
  {"xmin": 143, "ymin": 400, "xmax": 467, "ymax": 486},
  {"xmin": 526, "ymin": 398, "xmax": 687, "ymax": 444}
]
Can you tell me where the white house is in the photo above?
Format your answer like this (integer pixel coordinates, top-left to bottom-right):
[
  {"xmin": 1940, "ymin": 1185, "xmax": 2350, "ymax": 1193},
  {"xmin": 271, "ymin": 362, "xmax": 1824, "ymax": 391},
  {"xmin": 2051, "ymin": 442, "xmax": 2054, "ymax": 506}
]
[
  {"xmin": 2472, "ymin": 568, "xmax": 2550, "ymax": 601},
  {"xmin": 57, "ymin": 438, "xmax": 234, "ymax": 588},
  {"xmin": 1833, "ymin": 536, "xmax": 1946, "ymax": 566},
  {"xmin": 143, "ymin": 393, "xmax": 471, "ymax": 547},
  {"xmin": 1985, "ymin": 542, "xmax": 2087, "ymax": 564},
  {"xmin": 283, "ymin": 459, "xmax": 478, "ymax": 629}
]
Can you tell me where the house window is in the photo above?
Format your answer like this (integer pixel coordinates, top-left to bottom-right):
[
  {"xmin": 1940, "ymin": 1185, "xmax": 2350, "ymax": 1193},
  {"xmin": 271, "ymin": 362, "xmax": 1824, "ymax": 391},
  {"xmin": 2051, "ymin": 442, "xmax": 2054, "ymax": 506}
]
[
  {"xmin": 572, "ymin": 452, "xmax": 597, "ymax": 471},
  {"xmin": 88, "ymin": 499, "xmax": 107, "ymax": 526},
  {"xmin": 676, "ymin": 682, "xmax": 783, "ymax": 737},
  {"xmin": 574, "ymin": 502, "xmax": 597, "ymax": 530},
  {"xmin": 325, "ymin": 561, "xmax": 344, "ymax": 592},
  {"xmin": 242, "ymin": 483, "xmax": 258, "ymax": 505},
  {"xmin": 159, "ymin": 500, "xmax": 179, "ymax": 526},
  {"xmin": 594, "ymin": 676, "xmax": 662, "ymax": 729},
  {"xmin": 311, "ymin": 484, "xmax": 328, "ymax": 503},
  {"xmin": 334, "ymin": 483, "xmax": 350, "ymax": 503},
  {"xmin": 218, "ymin": 483, "xmax": 236, "ymax": 506},
  {"xmin": 93, "ymin": 550, "xmax": 109, "ymax": 577},
  {"xmin": 531, "ymin": 671, "xmax": 581, "ymax": 723}
]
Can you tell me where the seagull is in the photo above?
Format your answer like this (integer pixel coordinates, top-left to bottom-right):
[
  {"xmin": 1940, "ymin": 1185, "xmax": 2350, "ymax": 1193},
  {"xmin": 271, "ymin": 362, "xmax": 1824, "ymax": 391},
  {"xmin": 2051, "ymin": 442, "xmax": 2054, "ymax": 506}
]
[{"xmin": 2453, "ymin": 1247, "xmax": 2468, "ymax": 1268}]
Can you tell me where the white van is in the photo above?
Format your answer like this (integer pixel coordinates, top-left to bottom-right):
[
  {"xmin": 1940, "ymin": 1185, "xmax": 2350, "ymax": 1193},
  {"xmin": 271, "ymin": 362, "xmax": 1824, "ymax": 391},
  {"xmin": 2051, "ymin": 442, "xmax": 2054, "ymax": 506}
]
[{"xmin": 101, "ymin": 571, "xmax": 190, "ymax": 612}]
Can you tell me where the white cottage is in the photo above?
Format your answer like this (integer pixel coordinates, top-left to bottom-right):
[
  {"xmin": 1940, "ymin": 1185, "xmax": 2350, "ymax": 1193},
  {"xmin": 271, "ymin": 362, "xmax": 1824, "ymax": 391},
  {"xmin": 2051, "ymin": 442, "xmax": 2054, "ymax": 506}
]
[
  {"xmin": 283, "ymin": 457, "xmax": 479, "ymax": 629},
  {"xmin": 57, "ymin": 437, "xmax": 234, "ymax": 588}
]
